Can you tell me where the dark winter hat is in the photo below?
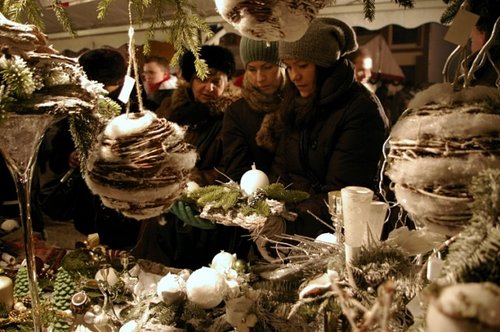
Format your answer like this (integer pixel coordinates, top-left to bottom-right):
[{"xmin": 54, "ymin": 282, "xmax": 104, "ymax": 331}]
[
  {"xmin": 240, "ymin": 37, "xmax": 280, "ymax": 68},
  {"xmin": 279, "ymin": 18, "xmax": 358, "ymax": 67},
  {"xmin": 466, "ymin": 0, "xmax": 500, "ymax": 35},
  {"xmin": 78, "ymin": 48, "xmax": 127, "ymax": 86},
  {"xmin": 180, "ymin": 45, "xmax": 236, "ymax": 82}
]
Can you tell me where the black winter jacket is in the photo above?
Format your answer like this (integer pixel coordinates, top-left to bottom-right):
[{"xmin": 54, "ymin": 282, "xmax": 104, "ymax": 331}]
[{"xmin": 271, "ymin": 59, "xmax": 387, "ymax": 238}]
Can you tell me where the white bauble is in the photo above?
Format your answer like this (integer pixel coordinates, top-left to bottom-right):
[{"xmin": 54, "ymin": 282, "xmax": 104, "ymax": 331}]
[
  {"xmin": 315, "ymin": 233, "xmax": 337, "ymax": 245},
  {"xmin": 156, "ymin": 273, "xmax": 186, "ymax": 305},
  {"xmin": 119, "ymin": 320, "xmax": 139, "ymax": 332},
  {"xmin": 211, "ymin": 251, "xmax": 236, "ymax": 274},
  {"xmin": 240, "ymin": 163, "xmax": 269, "ymax": 195},
  {"xmin": 186, "ymin": 181, "xmax": 200, "ymax": 193},
  {"xmin": 95, "ymin": 267, "xmax": 120, "ymax": 287},
  {"xmin": 186, "ymin": 267, "xmax": 227, "ymax": 309}
]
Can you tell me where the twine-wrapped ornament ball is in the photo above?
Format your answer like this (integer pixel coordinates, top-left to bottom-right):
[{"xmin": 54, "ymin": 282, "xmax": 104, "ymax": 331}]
[
  {"xmin": 85, "ymin": 110, "xmax": 197, "ymax": 220},
  {"xmin": 215, "ymin": 0, "xmax": 329, "ymax": 41},
  {"xmin": 385, "ymin": 84, "xmax": 500, "ymax": 236}
]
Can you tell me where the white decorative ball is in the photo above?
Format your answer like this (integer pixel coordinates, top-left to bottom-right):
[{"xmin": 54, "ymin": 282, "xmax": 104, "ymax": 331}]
[
  {"xmin": 119, "ymin": 320, "xmax": 139, "ymax": 332},
  {"xmin": 315, "ymin": 233, "xmax": 337, "ymax": 245},
  {"xmin": 156, "ymin": 273, "xmax": 187, "ymax": 305},
  {"xmin": 95, "ymin": 267, "xmax": 120, "ymax": 287},
  {"xmin": 211, "ymin": 251, "xmax": 236, "ymax": 274},
  {"xmin": 240, "ymin": 163, "xmax": 269, "ymax": 195},
  {"xmin": 186, "ymin": 181, "xmax": 200, "ymax": 193},
  {"xmin": 186, "ymin": 267, "xmax": 227, "ymax": 309}
]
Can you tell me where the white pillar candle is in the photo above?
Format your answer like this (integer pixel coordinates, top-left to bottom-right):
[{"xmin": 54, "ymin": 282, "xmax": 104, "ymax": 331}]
[
  {"xmin": 341, "ymin": 186, "xmax": 373, "ymax": 249},
  {"xmin": 0, "ymin": 276, "xmax": 14, "ymax": 310}
]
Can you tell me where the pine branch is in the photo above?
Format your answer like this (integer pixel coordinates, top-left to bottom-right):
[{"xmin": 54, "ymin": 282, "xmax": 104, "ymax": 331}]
[
  {"xmin": 97, "ymin": 0, "xmax": 114, "ymax": 20},
  {"xmin": 362, "ymin": 0, "xmax": 376, "ymax": 21},
  {"xmin": 440, "ymin": 0, "xmax": 465, "ymax": 25},
  {"xmin": 50, "ymin": 0, "xmax": 76, "ymax": 36}
]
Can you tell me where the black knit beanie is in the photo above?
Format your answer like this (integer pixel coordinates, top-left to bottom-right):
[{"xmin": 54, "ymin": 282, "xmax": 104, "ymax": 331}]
[
  {"xmin": 279, "ymin": 18, "xmax": 358, "ymax": 67},
  {"xmin": 78, "ymin": 48, "xmax": 127, "ymax": 85},
  {"xmin": 180, "ymin": 45, "xmax": 236, "ymax": 82}
]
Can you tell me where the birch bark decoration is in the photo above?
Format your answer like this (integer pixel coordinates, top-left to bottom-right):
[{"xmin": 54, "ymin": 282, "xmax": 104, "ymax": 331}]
[
  {"xmin": 85, "ymin": 111, "xmax": 197, "ymax": 220},
  {"xmin": 385, "ymin": 84, "xmax": 500, "ymax": 236},
  {"xmin": 215, "ymin": 0, "xmax": 330, "ymax": 41}
]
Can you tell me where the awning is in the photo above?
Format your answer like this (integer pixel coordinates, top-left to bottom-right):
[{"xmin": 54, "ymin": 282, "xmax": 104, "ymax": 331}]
[{"xmin": 44, "ymin": 0, "xmax": 448, "ymax": 50}]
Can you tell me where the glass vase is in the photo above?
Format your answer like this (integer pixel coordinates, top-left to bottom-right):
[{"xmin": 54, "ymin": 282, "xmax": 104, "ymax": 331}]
[{"xmin": 0, "ymin": 112, "xmax": 64, "ymax": 331}]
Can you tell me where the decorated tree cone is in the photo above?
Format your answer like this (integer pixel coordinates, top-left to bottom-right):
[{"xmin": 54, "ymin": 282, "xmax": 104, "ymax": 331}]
[
  {"xmin": 85, "ymin": 111, "xmax": 197, "ymax": 220},
  {"xmin": 240, "ymin": 163, "xmax": 269, "ymax": 196},
  {"xmin": 385, "ymin": 84, "xmax": 500, "ymax": 236},
  {"xmin": 215, "ymin": 0, "xmax": 329, "ymax": 41}
]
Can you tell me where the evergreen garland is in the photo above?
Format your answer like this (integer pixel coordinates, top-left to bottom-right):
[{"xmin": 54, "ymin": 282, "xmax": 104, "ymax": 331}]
[{"xmin": 439, "ymin": 169, "xmax": 500, "ymax": 284}]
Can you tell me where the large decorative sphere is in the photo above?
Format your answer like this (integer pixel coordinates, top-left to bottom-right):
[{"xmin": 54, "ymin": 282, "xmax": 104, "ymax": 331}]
[
  {"xmin": 85, "ymin": 111, "xmax": 197, "ymax": 220},
  {"xmin": 385, "ymin": 84, "xmax": 500, "ymax": 235},
  {"xmin": 215, "ymin": 0, "xmax": 329, "ymax": 41}
]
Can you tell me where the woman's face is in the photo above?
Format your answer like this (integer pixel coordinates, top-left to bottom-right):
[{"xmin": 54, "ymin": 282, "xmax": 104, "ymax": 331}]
[
  {"xmin": 192, "ymin": 70, "xmax": 228, "ymax": 103},
  {"xmin": 246, "ymin": 60, "xmax": 282, "ymax": 95},
  {"xmin": 283, "ymin": 59, "xmax": 316, "ymax": 98},
  {"xmin": 470, "ymin": 26, "xmax": 487, "ymax": 53}
]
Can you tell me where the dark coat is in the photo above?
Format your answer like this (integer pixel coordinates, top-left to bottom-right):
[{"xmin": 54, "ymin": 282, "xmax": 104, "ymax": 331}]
[
  {"xmin": 136, "ymin": 82, "xmax": 249, "ymax": 269},
  {"xmin": 271, "ymin": 59, "xmax": 387, "ymax": 238},
  {"xmin": 222, "ymin": 98, "xmax": 275, "ymax": 181}
]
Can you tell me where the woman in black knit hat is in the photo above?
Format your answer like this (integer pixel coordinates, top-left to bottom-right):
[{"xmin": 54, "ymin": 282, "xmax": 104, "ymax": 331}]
[
  {"xmin": 133, "ymin": 45, "xmax": 243, "ymax": 269},
  {"xmin": 266, "ymin": 18, "xmax": 389, "ymax": 240}
]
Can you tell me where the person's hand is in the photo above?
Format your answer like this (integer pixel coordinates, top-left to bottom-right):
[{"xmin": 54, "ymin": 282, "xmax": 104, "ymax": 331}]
[{"xmin": 170, "ymin": 201, "xmax": 216, "ymax": 230}]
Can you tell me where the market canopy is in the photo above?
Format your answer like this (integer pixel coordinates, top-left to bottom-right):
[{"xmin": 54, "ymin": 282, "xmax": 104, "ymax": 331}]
[{"xmin": 43, "ymin": 0, "xmax": 448, "ymax": 49}]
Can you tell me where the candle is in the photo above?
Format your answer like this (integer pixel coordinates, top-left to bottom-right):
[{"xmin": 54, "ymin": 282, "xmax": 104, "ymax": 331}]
[{"xmin": 0, "ymin": 275, "xmax": 14, "ymax": 310}]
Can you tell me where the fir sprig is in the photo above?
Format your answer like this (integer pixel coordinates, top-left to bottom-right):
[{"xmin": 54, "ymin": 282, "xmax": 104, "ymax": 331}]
[
  {"xmin": 2, "ymin": 0, "xmax": 74, "ymax": 35},
  {"xmin": 440, "ymin": 0, "xmax": 465, "ymax": 25}
]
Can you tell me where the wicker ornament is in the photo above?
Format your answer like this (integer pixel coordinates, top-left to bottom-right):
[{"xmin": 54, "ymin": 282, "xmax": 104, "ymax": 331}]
[
  {"xmin": 385, "ymin": 84, "xmax": 500, "ymax": 236},
  {"xmin": 85, "ymin": 111, "xmax": 197, "ymax": 220},
  {"xmin": 215, "ymin": 0, "xmax": 329, "ymax": 41}
]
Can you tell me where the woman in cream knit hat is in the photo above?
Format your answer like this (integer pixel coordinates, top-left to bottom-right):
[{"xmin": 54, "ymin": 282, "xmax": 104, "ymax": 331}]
[{"xmin": 269, "ymin": 18, "xmax": 389, "ymax": 239}]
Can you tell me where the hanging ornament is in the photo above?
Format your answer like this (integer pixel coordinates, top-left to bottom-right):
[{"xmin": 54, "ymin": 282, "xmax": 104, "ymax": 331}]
[
  {"xmin": 215, "ymin": 0, "xmax": 329, "ymax": 41},
  {"xmin": 385, "ymin": 84, "xmax": 500, "ymax": 236},
  {"xmin": 240, "ymin": 163, "xmax": 269, "ymax": 196},
  {"xmin": 85, "ymin": 111, "xmax": 197, "ymax": 220}
]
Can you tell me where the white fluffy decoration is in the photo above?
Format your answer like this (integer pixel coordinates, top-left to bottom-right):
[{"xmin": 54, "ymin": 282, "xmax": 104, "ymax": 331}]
[
  {"xmin": 215, "ymin": 0, "xmax": 329, "ymax": 41},
  {"xmin": 85, "ymin": 110, "xmax": 197, "ymax": 220},
  {"xmin": 186, "ymin": 267, "xmax": 227, "ymax": 309},
  {"xmin": 386, "ymin": 84, "xmax": 500, "ymax": 235},
  {"xmin": 426, "ymin": 282, "xmax": 500, "ymax": 332}
]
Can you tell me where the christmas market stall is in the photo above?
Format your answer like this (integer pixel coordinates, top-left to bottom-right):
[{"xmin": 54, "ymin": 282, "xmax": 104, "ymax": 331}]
[{"xmin": 0, "ymin": 0, "xmax": 499, "ymax": 331}]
